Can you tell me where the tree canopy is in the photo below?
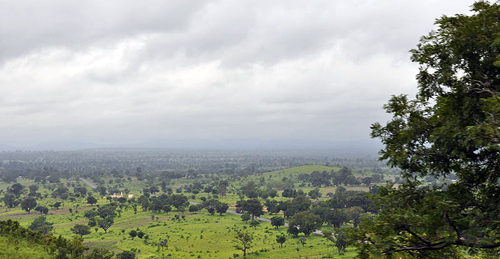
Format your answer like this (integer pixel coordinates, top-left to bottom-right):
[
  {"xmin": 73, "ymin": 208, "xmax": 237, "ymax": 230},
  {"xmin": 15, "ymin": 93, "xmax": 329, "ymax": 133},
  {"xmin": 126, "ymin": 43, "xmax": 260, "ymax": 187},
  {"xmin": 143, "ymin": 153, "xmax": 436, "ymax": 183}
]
[{"xmin": 353, "ymin": 1, "xmax": 500, "ymax": 258}]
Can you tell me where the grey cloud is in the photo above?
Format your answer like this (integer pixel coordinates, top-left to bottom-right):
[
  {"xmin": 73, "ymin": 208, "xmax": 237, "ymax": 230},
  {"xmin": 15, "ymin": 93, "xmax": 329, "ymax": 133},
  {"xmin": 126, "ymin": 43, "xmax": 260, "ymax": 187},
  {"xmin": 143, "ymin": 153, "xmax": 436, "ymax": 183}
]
[
  {"xmin": 0, "ymin": 0, "xmax": 475, "ymax": 147},
  {"xmin": 0, "ymin": 0, "xmax": 210, "ymax": 62}
]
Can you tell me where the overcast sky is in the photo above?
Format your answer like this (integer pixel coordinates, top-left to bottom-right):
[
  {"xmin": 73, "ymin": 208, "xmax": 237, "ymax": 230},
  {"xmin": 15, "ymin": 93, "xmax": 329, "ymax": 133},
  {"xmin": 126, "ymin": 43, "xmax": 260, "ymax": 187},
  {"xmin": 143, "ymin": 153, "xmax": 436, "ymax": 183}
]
[{"xmin": 0, "ymin": 0, "xmax": 475, "ymax": 148}]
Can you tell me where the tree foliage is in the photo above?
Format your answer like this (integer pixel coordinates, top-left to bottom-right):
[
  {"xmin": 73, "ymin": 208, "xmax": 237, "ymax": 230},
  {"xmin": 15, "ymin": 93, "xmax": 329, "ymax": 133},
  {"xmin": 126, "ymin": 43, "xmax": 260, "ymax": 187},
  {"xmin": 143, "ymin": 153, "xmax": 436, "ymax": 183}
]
[
  {"xmin": 71, "ymin": 224, "xmax": 91, "ymax": 238},
  {"xmin": 353, "ymin": 2, "xmax": 500, "ymax": 257},
  {"xmin": 233, "ymin": 228, "xmax": 253, "ymax": 257},
  {"xmin": 276, "ymin": 234, "xmax": 287, "ymax": 248},
  {"xmin": 288, "ymin": 211, "xmax": 322, "ymax": 237},
  {"xmin": 28, "ymin": 216, "xmax": 53, "ymax": 234},
  {"xmin": 0, "ymin": 219, "xmax": 111, "ymax": 258},
  {"xmin": 21, "ymin": 197, "xmax": 37, "ymax": 213},
  {"xmin": 271, "ymin": 216, "xmax": 285, "ymax": 229}
]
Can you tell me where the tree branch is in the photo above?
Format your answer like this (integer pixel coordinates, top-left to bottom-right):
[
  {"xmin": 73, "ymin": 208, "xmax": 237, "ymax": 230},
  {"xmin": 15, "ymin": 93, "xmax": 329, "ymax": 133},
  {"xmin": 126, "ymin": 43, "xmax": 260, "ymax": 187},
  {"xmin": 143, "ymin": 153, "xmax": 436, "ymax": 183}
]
[{"xmin": 400, "ymin": 225, "xmax": 433, "ymax": 245}]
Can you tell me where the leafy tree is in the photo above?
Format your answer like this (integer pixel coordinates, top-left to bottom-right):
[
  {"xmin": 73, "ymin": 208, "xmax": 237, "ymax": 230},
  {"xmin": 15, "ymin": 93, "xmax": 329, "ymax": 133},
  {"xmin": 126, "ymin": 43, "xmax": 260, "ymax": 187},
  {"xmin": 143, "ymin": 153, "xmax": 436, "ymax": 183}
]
[
  {"xmin": 3, "ymin": 193, "xmax": 18, "ymax": 208},
  {"xmin": 138, "ymin": 195, "xmax": 149, "ymax": 211},
  {"xmin": 361, "ymin": 177, "xmax": 373, "ymax": 186},
  {"xmin": 52, "ymin": 187, "xmax": 69, "ymax": 199},
  {"xmin": 96, "ymin": 186, "xmax": 107, "ymax": 196},
  {"xmin": 149, "ymin": 197, "xmax": 163, "ymax": 213},
  {"xmin": 129, "ymin": 230, "xmax": 137, "ymax": 240},
  {"xmin": 299, "ymin": 237, "xmax": 307, "ymax": 247},
  {"xmin": 271, "ymin": 216, "xmax": 285, "ymax": 229},
  {"xmin": 88, "ymin": 218, "xmax": 97, "ymax": 227},
  {"xmin": 51, "ymin": 201, "xmax": 62, "ymax": 209},
  {"xmin": 325, "ymin": 209, "xmax": 348, "ymax": 228},
  {"xmin": 284, "ymin": 196, "xmax": 311, "ymax": 218},
  {"xmin": 98, "ymin": 203, "xmax": 117, "ymax": 218},
  {"xmin": 71, "ymin": 224, "xmax": 91, "ymax": 238},
  {"xmin": 74, "ymin": 186, "xmax": 88, "ymax": 197},
  {"xmin": 98, "ymin": 217, "xmax": 114, "ymax": 233},
  {"xmin": 28, "ymin": 216, "xmax": 53, "ymax": 234},
  {"xmin": 116, "ymin": 250, "xmax": 136, "ymax": 259},
  {"xmin": 241, "ymin": 211, "xmax": 251, "ymax": 222},
  {"xmin": 87, "ymin": 195, "xmax": 98, "ymax": 205},
  {"xmin": 34, "ymin": 205, "xmax": 49, "ymax": 215},
  {"xmin": 159, "ymin": 239, "xmax": 168, "ymax": 250},
  {"xmin": 282, "ymin": 188, "xmax": 297, "ymax": 198},
  {"xmin": 215, "ymin": 201, "xmax": 229, "ymax": 216},
  {"xmin": 308, "ymin": 188, "xmax": 322, "ymax": 199},
  {"xmin": 7, "ymin": 183, "xmax": 24, "ymax": 196},
  {"xmin": 28, "ymin": 185, "xmax": 39, "ymax": 193},
  {"xmin": 288, "ymin": 211, "xmax": 322, "ymax": 236},
  {"xmin": 241, "ymin": 198, "xmax": 263, "ymax": 220},
  {"xmin": 343, "ymin": 206, "xmax": 364, "ymax": 228},
  {"xmin": 189, "ymin": 204, "xmax": 201, "ymax": 213},
  {"xmin": 162, "ymin": 205, "xmax": 172, "ymax": 214},
  {"xmin": 169, "ymin": 194, "xmax": 189, "ymax": 210},
  {"xmin": 84, "ymin": 209, "xmax": 99, "ymax": 219},
  {"xmin": 287, "ymin": 226, "xmax": 300, "ymax": 237},
  {"xmin": 137, "ymin": 231, "xmax": 145, "ymax": 239},
  {"xmin": 276, "ymin": 234, "xmax": 287, "ymax": 248},
  {"xmin": 324, "ymin": 229, "xmax": 348, "ymax": 255},
  {"xmin": 309, "ymin": 171, "xmax": 330, "ymax": 187},
  {"xmin": 21, "ymin": 197, "xmax": 37, "ymax": 213},
  {"xmin": 86, "ymin": 247, "xmax": 115, "ymax": 259},
  {"xmin": 202, "ymin": 199, "xmax": 218, "ymax": 215},
  {"xmin": 233, "ymin": 228, "xmax": 253, "ymax": 257},
  {"xmin": 249, "ymin": 220, "xmax": 260, "ymax": 229},
  {"xmin": 241, "ymin": 181, "xmax": 259, "ymax": 198},
  {"xmin": 353, "ymin": 1, "xmax": 500, "ymax": 257},
  {"xmin": 265, "ymin": 199, "xmax": 280, "ymax": 214}
]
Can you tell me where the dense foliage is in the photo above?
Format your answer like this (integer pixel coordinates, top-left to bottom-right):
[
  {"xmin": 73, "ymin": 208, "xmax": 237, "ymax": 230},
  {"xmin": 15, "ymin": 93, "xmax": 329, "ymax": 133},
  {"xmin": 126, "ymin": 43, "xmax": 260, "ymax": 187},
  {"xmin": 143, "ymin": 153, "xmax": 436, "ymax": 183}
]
[
  {"xmin": 0, "ymin": 219, "xmax": 113, "ymax": 258},
  {"xmin": 353, "ymin": 1, "xmax": 500, "ymax": 258}
]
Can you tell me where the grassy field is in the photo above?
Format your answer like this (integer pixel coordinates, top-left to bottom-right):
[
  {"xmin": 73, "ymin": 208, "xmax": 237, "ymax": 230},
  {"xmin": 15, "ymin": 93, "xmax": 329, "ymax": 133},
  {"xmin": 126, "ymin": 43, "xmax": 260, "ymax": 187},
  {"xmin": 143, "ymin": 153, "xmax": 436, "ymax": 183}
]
[
  {"xmin": 0, "ymin": 165, "xmax": 369, "ymax": 258},
  {"xmin": 0, "ymin": 201, "xmax": 357, "ymax": 258}
]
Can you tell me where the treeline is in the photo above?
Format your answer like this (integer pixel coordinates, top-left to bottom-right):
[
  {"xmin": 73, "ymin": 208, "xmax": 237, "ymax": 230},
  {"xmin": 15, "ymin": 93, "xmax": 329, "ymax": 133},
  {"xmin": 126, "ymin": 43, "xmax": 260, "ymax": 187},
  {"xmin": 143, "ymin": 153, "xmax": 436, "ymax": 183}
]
[
  {"xmin": 296, "ymin": 167, "xmax": 384, "ymax": 187},
  {"xmin": 0, "ymin": 149, "xmax": 388, "ymax": 184},
  {"xmin": 233, "ymin": 186, "xmax": 375, "ymax": 241}
]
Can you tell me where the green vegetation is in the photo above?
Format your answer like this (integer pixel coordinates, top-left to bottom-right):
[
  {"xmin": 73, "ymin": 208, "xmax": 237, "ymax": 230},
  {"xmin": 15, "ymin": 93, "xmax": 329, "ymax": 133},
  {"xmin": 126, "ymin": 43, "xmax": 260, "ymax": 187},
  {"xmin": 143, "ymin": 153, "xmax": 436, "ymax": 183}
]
[
  {"xmin": 352, "ymin": 1, "xmax": 500, "ymax": 258},
  {"xmin": 0, "ymin": 154, "xmax": 377, "ymax": 259}
]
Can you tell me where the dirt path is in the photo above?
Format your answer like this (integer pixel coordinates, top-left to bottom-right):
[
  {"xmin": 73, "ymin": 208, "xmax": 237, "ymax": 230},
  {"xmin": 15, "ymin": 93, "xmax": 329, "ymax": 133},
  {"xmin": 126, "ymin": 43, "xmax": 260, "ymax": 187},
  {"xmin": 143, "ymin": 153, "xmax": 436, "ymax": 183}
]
[{"xmin": 80, "ymin": 178, "xmax": 97, "ymax": 189}]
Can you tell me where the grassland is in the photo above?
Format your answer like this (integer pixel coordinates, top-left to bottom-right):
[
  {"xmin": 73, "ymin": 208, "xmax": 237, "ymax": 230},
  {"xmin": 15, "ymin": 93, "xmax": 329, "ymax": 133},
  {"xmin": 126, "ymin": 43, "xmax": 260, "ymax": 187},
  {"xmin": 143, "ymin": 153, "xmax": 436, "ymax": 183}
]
[
  {"xmin": 0, "ymin": 202, "xmax": 357, "ymax": 258},
  {"xmin": 0, "ymin": 165, "xmax": 366, "ymax": 258}
]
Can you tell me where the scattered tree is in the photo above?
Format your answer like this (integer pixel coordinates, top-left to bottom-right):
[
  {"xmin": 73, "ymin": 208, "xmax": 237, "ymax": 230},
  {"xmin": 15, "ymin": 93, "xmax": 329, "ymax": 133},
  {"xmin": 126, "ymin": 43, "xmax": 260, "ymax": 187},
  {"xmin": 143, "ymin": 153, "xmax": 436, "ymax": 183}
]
[
  {"xmin": 28, "ymin": 216, "xmax": 53, "ymax": 234},
  {"xmin": 233, "ymin": 228, "xmax": 253, "ymax": 257},
  {"xmin": 249, "ymin": 220, "xmax": 260, "ymax": 229},
  {"xmin": 129, "ymin": 230, "xmax": 137, "ymax": 240},
  {"xmin": 21, "ymin": 197, "xmax": 37, "ymax": 213},
  {"xmin": 71, "ymin": 224, "xmax": 91, "ymax": 238},
  {"xmin": 87, "ymin": 196, "xmax": 98, "ymax": 205},
  {"xmin": 241, "ymin": 211, "xmax": 251, "ymax": 223},
  {"xmin": 276, "ymin": 234, "xmax": 287, "ymax": 248},
  {"xmin": 288, "ymin": 211, "xmax": 322, "ymax": 236},
  {"xmin": 271, "ymin": 216, "xmax": 285, "ymax": 229}
]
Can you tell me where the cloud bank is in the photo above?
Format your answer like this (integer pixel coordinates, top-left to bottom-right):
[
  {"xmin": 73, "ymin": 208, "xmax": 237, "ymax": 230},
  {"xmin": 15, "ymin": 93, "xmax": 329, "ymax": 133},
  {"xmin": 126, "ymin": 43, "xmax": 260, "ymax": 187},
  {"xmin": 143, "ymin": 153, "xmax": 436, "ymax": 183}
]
[{"xmin": 0, "ymin": 0, "xmax": 473, "ymax": 147}]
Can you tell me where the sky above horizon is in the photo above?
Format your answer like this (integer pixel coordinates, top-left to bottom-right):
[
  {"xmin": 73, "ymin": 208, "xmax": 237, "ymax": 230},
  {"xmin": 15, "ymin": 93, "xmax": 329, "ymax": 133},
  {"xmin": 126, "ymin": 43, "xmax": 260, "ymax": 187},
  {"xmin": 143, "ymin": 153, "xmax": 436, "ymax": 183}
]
[{"xmin": 0, "ymin": 0, "xmax": 474, "ymax": 147}]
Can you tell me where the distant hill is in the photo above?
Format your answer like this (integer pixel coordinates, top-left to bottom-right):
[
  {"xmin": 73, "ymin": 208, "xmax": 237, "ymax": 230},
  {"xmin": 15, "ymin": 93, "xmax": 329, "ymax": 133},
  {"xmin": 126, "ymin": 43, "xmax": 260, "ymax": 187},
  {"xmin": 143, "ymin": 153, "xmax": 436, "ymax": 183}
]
[
  {"xmin": 0, "ymin": 144, "xmax": 17, "ymax": 151},
  {"xmin": 0, "ymin": 139, "xmax": 382, "ymax": 158}
]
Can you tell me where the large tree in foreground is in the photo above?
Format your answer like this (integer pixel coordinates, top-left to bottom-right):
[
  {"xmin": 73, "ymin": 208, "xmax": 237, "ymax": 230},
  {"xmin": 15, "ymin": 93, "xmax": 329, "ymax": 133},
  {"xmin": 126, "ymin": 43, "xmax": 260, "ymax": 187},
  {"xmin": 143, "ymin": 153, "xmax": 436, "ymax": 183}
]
[{"xmin": 352, "ymin": 1, "xmax": 500, "ymax": 258}]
